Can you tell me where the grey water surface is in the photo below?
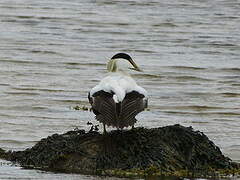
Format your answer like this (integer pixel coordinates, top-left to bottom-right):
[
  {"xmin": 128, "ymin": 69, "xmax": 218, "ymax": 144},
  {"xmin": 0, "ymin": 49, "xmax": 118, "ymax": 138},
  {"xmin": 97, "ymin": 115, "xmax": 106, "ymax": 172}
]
[{"xmin": 0, "ymin": 0, "xmax": 240, "ymax": 179}]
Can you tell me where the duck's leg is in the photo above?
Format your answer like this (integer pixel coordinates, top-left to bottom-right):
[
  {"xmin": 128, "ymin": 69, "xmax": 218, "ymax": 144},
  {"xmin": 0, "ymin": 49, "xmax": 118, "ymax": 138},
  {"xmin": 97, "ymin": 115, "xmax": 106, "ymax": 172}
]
[
  {"xmin": 131, "ymin": 125, "xmax": 134, "ymax": 129},
  {"xmin": 103, "ymin": 123, "xmax": 106, "ymax": 134}
]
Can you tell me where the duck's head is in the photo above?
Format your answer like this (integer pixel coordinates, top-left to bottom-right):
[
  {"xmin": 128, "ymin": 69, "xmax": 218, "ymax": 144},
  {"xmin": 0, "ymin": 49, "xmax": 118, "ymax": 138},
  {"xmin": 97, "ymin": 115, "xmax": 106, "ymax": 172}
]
[{"xmin": 107, "ymin": 53, "xmax": 142, "ymax": 72}]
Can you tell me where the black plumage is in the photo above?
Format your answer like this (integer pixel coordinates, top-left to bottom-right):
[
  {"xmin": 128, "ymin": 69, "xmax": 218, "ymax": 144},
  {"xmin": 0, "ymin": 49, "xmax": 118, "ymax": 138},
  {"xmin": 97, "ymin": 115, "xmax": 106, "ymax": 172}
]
[{"xmin": 88, "ymin": 90, "xmax": 148, "ymax": 130}]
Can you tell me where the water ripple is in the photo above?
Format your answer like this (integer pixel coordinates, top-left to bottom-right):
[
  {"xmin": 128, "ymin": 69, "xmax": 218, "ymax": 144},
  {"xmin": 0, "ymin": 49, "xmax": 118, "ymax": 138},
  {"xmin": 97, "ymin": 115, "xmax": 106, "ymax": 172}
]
[{"xmin": 0, "ymin": 0, "xmax": 240, "ymax": 178}]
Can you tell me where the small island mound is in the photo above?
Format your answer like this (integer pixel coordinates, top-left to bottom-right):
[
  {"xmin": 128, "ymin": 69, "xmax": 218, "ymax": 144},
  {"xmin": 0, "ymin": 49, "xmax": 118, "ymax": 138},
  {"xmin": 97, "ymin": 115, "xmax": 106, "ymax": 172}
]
[{"xmin": 0, "ymin": 124, "xmax": 239, "ymax": 178}]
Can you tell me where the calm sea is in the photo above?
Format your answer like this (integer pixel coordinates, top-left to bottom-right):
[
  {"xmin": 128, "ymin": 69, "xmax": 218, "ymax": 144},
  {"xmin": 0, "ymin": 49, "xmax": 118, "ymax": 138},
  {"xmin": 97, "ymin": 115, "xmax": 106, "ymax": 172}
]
[{"xmin": 0, "ymin": 0, "xmax": 239, "ymax": 179}]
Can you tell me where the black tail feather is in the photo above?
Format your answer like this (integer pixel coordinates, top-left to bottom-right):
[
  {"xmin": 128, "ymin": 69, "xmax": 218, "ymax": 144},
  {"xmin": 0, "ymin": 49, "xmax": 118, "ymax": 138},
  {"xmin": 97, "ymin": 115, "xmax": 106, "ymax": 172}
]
[{"xmin": 89, "ymin": 91, "xmax": 147, "ymax": 129}]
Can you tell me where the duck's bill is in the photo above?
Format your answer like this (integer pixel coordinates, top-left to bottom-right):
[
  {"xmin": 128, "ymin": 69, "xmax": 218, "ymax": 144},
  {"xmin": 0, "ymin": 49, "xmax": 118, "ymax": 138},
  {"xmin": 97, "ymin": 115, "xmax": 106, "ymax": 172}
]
[{"xmin": 129, "ymin": 59, "xmax": 143, "ymax": 72}]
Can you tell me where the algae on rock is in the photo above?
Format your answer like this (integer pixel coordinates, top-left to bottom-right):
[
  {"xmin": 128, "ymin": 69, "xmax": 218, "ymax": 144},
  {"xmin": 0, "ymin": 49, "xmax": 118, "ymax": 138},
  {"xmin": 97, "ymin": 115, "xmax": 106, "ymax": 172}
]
[{"xmin": 0, "ymin": 124, "xmax": 239, "ymax": 178}]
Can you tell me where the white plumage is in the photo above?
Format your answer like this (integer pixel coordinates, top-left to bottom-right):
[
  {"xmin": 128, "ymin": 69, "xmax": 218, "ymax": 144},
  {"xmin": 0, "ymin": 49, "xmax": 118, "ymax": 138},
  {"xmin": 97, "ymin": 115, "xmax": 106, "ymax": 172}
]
[{"xmin": 90, "ymin": 71, "xmax": 147, "ymax": 103}]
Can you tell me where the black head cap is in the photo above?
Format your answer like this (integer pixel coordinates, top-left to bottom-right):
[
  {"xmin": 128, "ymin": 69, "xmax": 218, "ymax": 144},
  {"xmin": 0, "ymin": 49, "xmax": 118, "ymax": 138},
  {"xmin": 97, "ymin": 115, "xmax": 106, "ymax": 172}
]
[{"xmin": 111, "ymin": 53, "xmax": 132, "ymax": 61}]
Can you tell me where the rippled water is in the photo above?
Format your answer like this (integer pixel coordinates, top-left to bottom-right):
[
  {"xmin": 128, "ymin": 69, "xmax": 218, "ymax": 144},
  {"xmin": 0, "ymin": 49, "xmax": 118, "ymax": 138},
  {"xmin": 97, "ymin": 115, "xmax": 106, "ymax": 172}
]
[{"xmin": 0, "ymin": 0, "xmax": 240, "ymax": 179}]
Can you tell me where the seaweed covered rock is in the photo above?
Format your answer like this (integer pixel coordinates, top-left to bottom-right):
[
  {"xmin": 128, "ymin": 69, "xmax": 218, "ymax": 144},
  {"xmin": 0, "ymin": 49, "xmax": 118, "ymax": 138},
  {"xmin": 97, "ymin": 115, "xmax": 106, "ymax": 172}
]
[
  {"xmin": 0, "ymin": 148, "xmax": 7, "ymax": 159},
  {"xmin": 0, "ymin": 125, "xmax": 238, "ymax": 178}
]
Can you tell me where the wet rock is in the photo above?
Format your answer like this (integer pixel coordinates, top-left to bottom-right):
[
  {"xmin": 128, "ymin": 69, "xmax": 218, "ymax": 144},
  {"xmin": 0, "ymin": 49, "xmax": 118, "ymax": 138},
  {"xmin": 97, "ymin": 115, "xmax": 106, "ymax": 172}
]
[{"xmin": 0, "ymin": 124, "xmax": 239, "ymax": 178}]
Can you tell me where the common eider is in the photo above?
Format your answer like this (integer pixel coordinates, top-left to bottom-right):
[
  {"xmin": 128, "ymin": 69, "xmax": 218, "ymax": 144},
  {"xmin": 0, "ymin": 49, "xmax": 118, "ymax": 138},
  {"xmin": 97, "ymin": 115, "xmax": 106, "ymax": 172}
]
[{"xmin": 88, "ymin": 53, "xmax": 148, "ymax": 133}]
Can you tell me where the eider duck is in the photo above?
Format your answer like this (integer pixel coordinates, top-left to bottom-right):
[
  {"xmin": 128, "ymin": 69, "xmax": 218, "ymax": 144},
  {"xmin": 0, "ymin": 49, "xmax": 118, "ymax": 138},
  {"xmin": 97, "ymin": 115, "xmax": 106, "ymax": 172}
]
[{"xmin": 88, "ymin": 53, "xmax": 148, "ymax": 133}]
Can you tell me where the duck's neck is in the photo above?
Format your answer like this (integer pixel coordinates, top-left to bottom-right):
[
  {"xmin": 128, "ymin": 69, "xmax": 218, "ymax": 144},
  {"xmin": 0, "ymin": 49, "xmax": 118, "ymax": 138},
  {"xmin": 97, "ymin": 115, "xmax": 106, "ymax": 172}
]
[
  {"xmin": 107, "ymin": 59, "xmax": 131, "ymax": 72},
  {"xmin": 109, "ymin": 69, "xmax": 129, "ymax": 77}
]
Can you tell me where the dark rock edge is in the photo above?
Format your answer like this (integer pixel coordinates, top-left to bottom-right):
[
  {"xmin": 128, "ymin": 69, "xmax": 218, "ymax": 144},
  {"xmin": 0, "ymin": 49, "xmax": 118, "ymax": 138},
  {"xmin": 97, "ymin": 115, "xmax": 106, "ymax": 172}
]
[{"xmin": 0, "ymin": 124, "xmax": 239, "ymax": 178}]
